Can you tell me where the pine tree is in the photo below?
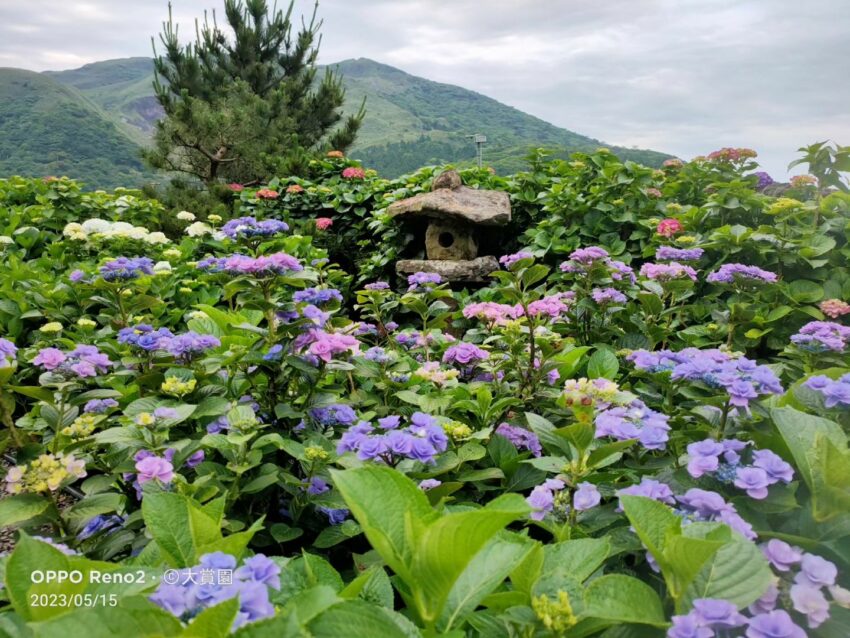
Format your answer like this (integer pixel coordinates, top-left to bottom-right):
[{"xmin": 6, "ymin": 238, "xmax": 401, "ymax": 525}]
[{"xmin": 145, "ymin": 0, "xmax": 364, "ymax": 188}]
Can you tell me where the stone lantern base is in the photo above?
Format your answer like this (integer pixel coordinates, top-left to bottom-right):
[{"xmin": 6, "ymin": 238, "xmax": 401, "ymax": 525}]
[{"xmin": 396, "ymin": 256, "xmax": 499, "ymax": 283}]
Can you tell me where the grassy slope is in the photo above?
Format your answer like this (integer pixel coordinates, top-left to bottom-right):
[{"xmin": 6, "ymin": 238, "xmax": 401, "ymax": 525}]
[{"xmin": 0, "ymin": 68, "xmax": 153, "ymax": 189}]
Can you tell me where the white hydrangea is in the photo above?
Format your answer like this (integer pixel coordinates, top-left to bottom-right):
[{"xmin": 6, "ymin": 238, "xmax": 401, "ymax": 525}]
[
  {"xmin": 186, "ymin": 222, "xmax": 213, "ymax": 237},
  {"xmin": 153, "ymin": 261, "xmax": 173, "ymax": 274},
  {"xmin": 177, "ymin": 211, "xmax": 196, "ymax": 221},
  {"xmin": 62, "ymin": 219, "xmax": 171, "ymax": 245}
]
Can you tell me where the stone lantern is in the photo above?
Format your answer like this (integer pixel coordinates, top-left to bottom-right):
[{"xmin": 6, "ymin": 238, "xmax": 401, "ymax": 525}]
[{"xmin": 389, "ymin": 170, "xmax": 511, "ymax": 283}]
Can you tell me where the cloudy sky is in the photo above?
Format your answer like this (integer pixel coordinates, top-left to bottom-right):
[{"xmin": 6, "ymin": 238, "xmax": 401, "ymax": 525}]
[{"xmin": 2, "ymin": 0, "xmax": 848, "ymax": 177}]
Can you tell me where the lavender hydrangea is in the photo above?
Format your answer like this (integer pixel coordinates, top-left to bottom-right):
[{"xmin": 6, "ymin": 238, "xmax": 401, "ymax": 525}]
[
  {"xmin": 494, "ymin": 423, "xmax": 542, "ymax": 457},
  {"xmin": 527, "ymin": 478, "xmax": 565, "ymax": 520},
  {"xmin": 407, "ymin": 271, "xmax": 443, "ymax": 291},
  {"xmin": 197, "ymin": 253, "xmax": 302, "ymax": 277},
  {"xmin": 442, "ymin": 342, "xmax": 489, "ymax": 366},
  {"xmin": 591, "ymin": 287, "xmax": 627, "ymax": 305},
  {"xmin": 336, "ymin": 412, "xmax": 448, "ymax": 465},
  {"xmin": 32, "ymin": 345, "xmax": 113, "ymax": 378},
  {"xmin": 595, "ymin": 399, "xmax": 671, "ymax": 450},
  {"xmin": 656, "ymin": 246, "xmax": 705, "ymax": 262},
  {"xmin": 640, "ymin": 261, "xmax": 698, "ymax": 282},
  {"xmin": 499, "ymin": 251, "xmax": 533, "ymax": 268},
  {"xmin": 308, "ymin": 404, "xmax": 357, "ymax": 427},
  {"xmin": 100, "ymin": 257, "xmax": 154, "ymax": 281},
  {"xmin": 685, "ymin": 438, "xmax": 793, "ymax": 499},
  {"xmin": 0, "ymin": 338, "xmax": 17, "ymax": 367},
  {"xmin": 804, "ymin": 373, "xmax": 850, "ymax": 407},
  {"xmin": 676, "ymin": 488, "xmax": 755, "ymax": 539},
  {"xmin": 292, "ymin": 287, "xmax": 343, "ymax": 305},
  {"xmin": 364, "ymin": 281, "xmax": 390, "ymax": 291},
  {"xmin": 220, "ymin": 216, "xmax": 288, "ymax": 239},
  {"xmin": 707, "ymin": 263, "xmax": 778, "ymax": 286},
  {"xmin": 791, "ymin": 321, "xmax": 850, "ymax": 353}
]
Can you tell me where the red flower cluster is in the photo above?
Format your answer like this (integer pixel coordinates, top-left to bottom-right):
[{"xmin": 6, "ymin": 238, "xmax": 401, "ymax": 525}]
[
  {"xmin": 315, "ymin": 217, "xmax": 333, "ymax": 231},
  {"xmin": 706, "ymin": 147, "xmax": 757, "ymax": 162},
  {"xmin": 255, "ymin": 188, "xmax": 279, "ymax": 200},
  {"xmin": 228, "ymin": 183, "xmax": 244, "ymax": 192},
  {"xmin": 341, "ymin": 167, "xmax": 366, "ymax": 180},
  {"xmin": 286, "ymin": 184, "xmax": 304, "ymax": 194}
]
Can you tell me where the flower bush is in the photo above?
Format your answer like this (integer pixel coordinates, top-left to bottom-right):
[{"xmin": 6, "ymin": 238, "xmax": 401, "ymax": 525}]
[{"xmin": 0, "ymin": 146, "xmax": 849, "ymax": 637}]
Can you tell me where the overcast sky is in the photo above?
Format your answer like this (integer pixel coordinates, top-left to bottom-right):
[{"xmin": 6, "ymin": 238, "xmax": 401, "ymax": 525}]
[{"xmin": 1, "ymin": 0, "xmax": 848, "ymax": 177}]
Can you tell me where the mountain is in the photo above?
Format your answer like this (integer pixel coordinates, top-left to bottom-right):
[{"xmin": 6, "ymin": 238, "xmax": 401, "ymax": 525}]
[
  {"xmin": 1, "ymin": 57, "xmax": 671, "ymax": 189},
  {"xmin": 0, "ymin": 68, "xmax": 153, "ymax": 189}
]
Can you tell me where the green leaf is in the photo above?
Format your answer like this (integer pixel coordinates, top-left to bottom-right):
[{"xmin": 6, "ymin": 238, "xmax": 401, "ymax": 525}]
[
  {"xmin": 64, "ymin": 493, "xmax": 123, "ymax": 531},
  {"xmin": 0, "ymin": 493, "xmax": 54, "ymax": 528},
  {"xmin": 33, "ymin": 603, "xmax": 182, "ymax": 638},
  {"xmin": 438, "ymin": 532, "xmax": 536, "ymax": 631},
  {"xmin": 582, "ymin": 575, "xmax": 666, "ymax": 627},
  {"xmin": 771, "ymin": 407, "xmax": 844, "ymax": 490},
  {"xmin": 330, "ymin": 466, "xmax": 433, "ymax": 582},
  {"xmin": 141, "ymin": 492, "xmax": 220, "ymax": 567},
  {"xmin": 682, "ymin": 539, "xmax": 772, "ymax": 609},
  {"xmin": 307, "ymin": 600, "xmax": 423, "ymax": 638},
  {"xmin": 587, "ymin": 349, "xmax": 619, "ymax": 379},
  {"xmin": 313, "ymin": 521, "xmax": 362, "ymax": 548},
  {"xmin": 340, "ymin": 566, "xmax": 394, "ymax": 608},
  {"xmin": 183, "ymin": 597, "xmax": 240, "ymax": 637},
  {"xmin": 542, "ymin": 537, "xmax": 610, "ymax": 584}
]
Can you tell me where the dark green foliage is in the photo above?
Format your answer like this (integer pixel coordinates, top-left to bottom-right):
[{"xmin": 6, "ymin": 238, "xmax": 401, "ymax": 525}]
[
  {"xmin": 144, "ymin": 0, "xmax": 363, "ymax": 188},
  {"xmin": 0, "ymin": 70, "xmax": 154, "ymax": 190}
]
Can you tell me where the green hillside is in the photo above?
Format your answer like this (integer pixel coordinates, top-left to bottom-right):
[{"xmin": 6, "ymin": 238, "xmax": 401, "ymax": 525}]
[
  {"xmin": 0, "ymin": 68, "xmax": 153, "ymax": 189},
  {"xmin": 1, "ymin": 57, "xmax": 671, "ymax": 188}
]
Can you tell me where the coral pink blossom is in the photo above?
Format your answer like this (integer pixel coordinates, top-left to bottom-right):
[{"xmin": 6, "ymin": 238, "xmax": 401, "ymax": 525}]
[
  {"xmin": 255, "ymin": 188, "xmax": 279, "ymax": 199},
  {"xmin": 327, "ymin": 150, "xmax": 344, "ymax": 158},
  {"xmin": 286, "ymin": 184, "xmax": 304, "ymax": 194},
  {"xmin": 315, "ymin": 217, "xmax": 333, "ymax": 230},
  {"xmin": 227, "ymin": 183, "xmax": 244, "ymax": 192},
  {"xmin": 656, "ymin": 218, "xmax": 683, "ymax": 238},
  {"xmin": 820, "ymin": 299, "xmax": 850, "ymax": 319},
  {"xmin": 341, "ymin": 167, "xmax": 366, "ymax": 180},
  {"xmin": 646, "ymin": 187, "xmax": 663, "ymax": 198}
]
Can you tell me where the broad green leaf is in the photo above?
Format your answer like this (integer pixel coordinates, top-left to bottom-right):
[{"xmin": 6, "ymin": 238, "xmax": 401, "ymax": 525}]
[
  {"xmin": 34, "ymin": 603, "xmax": 182, "ymax": 638},
  {"xmin": 542, "ymin": 537, "xmax": 611, "ymax": 584},
  {"xmin": 340, "ymin": 566, "xmax": 394, "ymax": 608},
  {"xmin": 307, "ymin": 600, "xmax": 423, "ymax": 638},
  {"xmin": 141, "ymin": 492, "xmax": 220, "ymax": 567},
  {"xmin": 64, "ymin": 493, "xmax": 124, "ymax": 531},
  {"xmin": 0, "ymin": 493, "xmax": 54, "ymax": 528},
  {"xmin": 682, "ymin": 539, "xmax": 772, "ymax": 610},
  {"xmin": 582, "ymin": 575, "xmax": 666, "ymax": 627},
  {"xmin": 587, "ymin": 349, "xmax": 619, "ymax": 379},
  {"xmin": 183, "ymin": 597, "xmax": 240, "ymax": 637}
]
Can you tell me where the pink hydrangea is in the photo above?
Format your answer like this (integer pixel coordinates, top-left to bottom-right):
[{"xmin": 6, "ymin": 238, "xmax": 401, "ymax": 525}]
[
  {"xmin": 255, "ymin": 188, "xmax": 279, "ymax": 199},
  {"xmin": 286, "ymin": 184, "xmax": 304, "ymax": 194},
  {"xmin": 646, "ymin": 187, "xmax": 663, "ymax": 198},
  {"xmin": 308, "ymin": 331, "xmax": 361, "ymax": 363},
  {"xmin": 656, "ymin": 218, "xmax": 683, "ymax": 237},
  {"xmin": 315, "ymin": 217, "xmax": 333, "ymax": 230},
  {"xmin": 462, "ymin": 302, "xmax": 518, "ymax": 326},
  {"xmin": 227, "ymin": 183, "xmax": 244, "ymax": 192},
  {"xmin": 33, "ymin": 347, "xmax": 66, "ymax": 370},
  {"xmin": 820, "ymin": 299, "xmax": 850, "ymax": 319},
  {"xmin": 135, "ymin": 456, "xmax": 174, "ymax": 485},
  {"xmin": 342, "ymin": 167, "xmax": 366, "ymax": 180}
]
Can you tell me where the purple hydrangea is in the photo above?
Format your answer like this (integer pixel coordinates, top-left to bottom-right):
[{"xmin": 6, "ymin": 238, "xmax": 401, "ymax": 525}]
[
  {"xmin": 419, "ymin": 479, "xmax": 442, "ymax": 490},
  {"xmin": 292, "ymin": 287, "xmax": 343, "ymax": 305},
  {"xmin": 595, "ymin": 399, "xmax": 671, "ymax": 450},
  {"xmin": 198, "ymin": 253, "xmax": 302, "ymax": 277},
  {"xmin": 746, "ymin": 610, "xmax": 807, "ymax": 638},
  {"xmin": 0, "ymin": 338, "xmax": 17, "ymax": 367},
  {"xmin": 762, "ymin": 539, "xmax": 802, "ymax": 572},
  {"xmin": 494, "ymin": 423, "xmax": 542, "ymax": 457},
  {"xmin": 753, "ymin": 171, "xmax": 775, "ymax": 190},
  {"xmin": 707, "ymin": 263, "xmax": 778, "ymax": 286},
  {"xmin": 317, "ymin": 507, "xmax": 350, "ymax": 525},
  {"xmin": 364, "ymin": 281, "xmax": 390, "ymax": 291},
  {"xmin": 616, "ymin": 477, "xmax": 676, "ymax": 510},
  {"xmin": 442, "ymin": 342, "xmax": 489, "ymax": 366},
  {"xmin": 592, "ymin": 287, "xmax": 627, "ymax": 305},
  {"xmin": 791, "ymin": 321, "xmax": 850, "ymax": 353},
  {"xmin": 77, "ymin": 514, "xmax": 124, "ymax": 541},
  {"xmin": 685, "ymin": 438, "xmax": 793, "ymax": 499},
  {"xmin": 527, "ymin": 478, "xmax": 565, "ymax": 520},
  {"xmin": 220, "ymin": 216, "xmax": 289, "ymax": 239},
  {"xmin": 499, "ymin": 251, "xmax": 533, "ymax": 268},
  {"xmin": 573, "ymin": 482, "xmax": 601, "ymax": 511},
  {"xmin": 804, "ymin": 373, "xmax": 850, "ymax": 407},
  {"xmin": 83, "ymin": 398, "xmax": 119, "ymax": 414},
  {"xmin": 32, "ymin": 345, "xmax": 113, "ymax": 378},
  {"xmin": 308, "ymin": 404, "xmax": 357, "ymax": 427},
  {"xmin": 676, "ymin": 488, "xmax": 755, "ymax": 539},
  {"xmin": 363, "ymin": 346, "xmax": 392, "ymax": 364},
  {"xmin": 336, "ymin": 413, "xmax": 448, "ymax": 465},
  {"xmin": 656, "ymin": 246, "xmax": 705, "ymax": 262},
  {"xmin": 99, "ymin": 257, "xmax": 154, "ymax": 282},
  {"xmin": 407, "ymin": 271, "xmax": 443, "ymax": 291},
  {"xmin": 640, "ymin": 261, "xmax": 698, "ymax": 282}
]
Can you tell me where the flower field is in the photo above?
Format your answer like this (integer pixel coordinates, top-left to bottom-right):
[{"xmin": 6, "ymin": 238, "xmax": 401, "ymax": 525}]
[{"xmin": 0, "ymin": 147, "xmax": 849, "ymax": 637}]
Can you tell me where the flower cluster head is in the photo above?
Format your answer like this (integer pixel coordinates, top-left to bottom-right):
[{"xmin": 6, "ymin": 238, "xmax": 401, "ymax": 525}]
[
  {"xmin": 707, "ymin": 263, "xmax": 778, "ymax": 287},
  {"xmin": 791, "ymin": 321, "xmax": 850, "ymax": 353},
  {"xmin": 640, "ymin": 261, "xmax": 698, "ymax": 282},
  {"xmin": 119, "ymin": 325, "xmax": 220, "ymax": 361},
  {"xmin": 61, "ymin": 413, "xmax": 101, "ymax": 439},
  {"xmin": 341, "ymin": 166, "xmax": 366, "ymax": 180},
  {"xmin": 150, "ymin": 552, "xmax": 279, "ymax": 629},
  {"xmin": 819, "ymin": 298, "xmax": 850, "ymax": 319},
  {"xmin": 413, "ymin": 361, "xmax": 460, "ymax": 386},
  {"xmin": 161, "ymin": 376, "xmax": 196, "ymax": 397},
  {"xmin": 337, "ymin": 412, "xmax": 448, "ymax": 465},
  {"xmin": 790, "ymin": 174, "xmax": 817, "ymax": 188},
  {"xmin": 495, "ymin": 422, "xmax": 542, "ymax": 456},
  {"xmin": 293, "ymin": 287, "xmax": 343, "ymax": 306},
  {"xmin": 707, "ymin": 147, "xmax": 758, "ymax": 163},
  {"xmin": 442, "ymin": 420, "xmax": 472, "ymax": 441},
  {"xmin": 675, "ymin": 488, "xmax": 756, "ymax": 539},
  {"xmin": 463, "ymin": 301, "xmax": 517, "ymax": 326},
  {"xmin": 562, "ymin": 377, "xmax": 620, "ymax": 408},
  {"xmin": 753, "ymin": 171, "xmax": 775, "ymax": 189},
  {"xmin": 5, "ymin": 453, "xmax": 86, "ymax": 494},
  {"xmin": 616, "ymin": 477, "xmax": 676, "ymax": 509},
  {"xmin": 668, "ymin": 599, "xmax": 749, "ymax": 638},
  {"xmin": 314, "ymin": 217, "xmax": 333, "ymax": 230},
  {"xmin": 560, "ymin": 246, "xmax": 636, "ymax": 283},
  {"xmin": 591, "ymin": 287, "xmax": 627, "ymax": 306},
  {"xmin": 100, "ymin": 256, "xmax": 155, "ymax": 282},
  {"xmin": 499, "ymin": 251, "xmax": 533, "ymax": 268},
  {"xmin": 522, "ymin": 292, "xmax": 576, "ymax": 319},
  {"xmin": 198, "ymin": 252, "xmax": 302, "ymax": 277},
  {"xmin": 442, "ymin": 342, "xmax": 489, "ymax": 367},
  {"xmin": 364, "ymin": 281, "xmax": 390, "ymax": 291},
  {"xmin": 804, "ymin": 374, "xmax": 850, "ymax": 407},
  {"xmin": 0, "ymin": 337, "xmax": 17, "ymax": 368},
  {"xmin": 656, "ymin": 246, "xmax": 704, "ymax": 262},
  {"xmin": 595, "ymin": 399, "xmax": 671, "ymax": 451},
  {"xmin": 645, "ymin": 187, "xmax": 663, "ymax": 198},
  {"xmin": 686, "ymin": 438, "xmax": 794, "ymax": 499},
  {"xmin": 527, "ymin": 479, "xmax": 600, "ymax": 521},
  {"xmin": 84, "ymin": 398, "xmax": 119, "ymax": 414},
  {"xmin": 663, "ymin": 158, "xmax": 684, "ymax": 169},
  {"xmin": 220, "ymin": 216, "xmax": 289, "ymax": 240},
  {"xmin": 33, "ymin": 345, "xmax": 113, "ymax": 379},
  {"xmin": 305, "ymin": 330, "xmax": 360, "ymax": 363},
  {"xmin": 657, "ymin": 218, "xmax": 683, "ymax": 238},
  {"xmin": 308, "ymin": 403, "xmax": 357, "ymax": 428},
  {"xmin": 757, "ymin": 539, "xmax": 842, "ymax": 629},
  {"xmin": 255, "ymin": 188, "xmax": 279, "ymax": 199},
  {"xmin": 628, "ymin": 348, "xmax": 783, "ymax": 414},
  {"xmin": 63, "ymin": 220, "xmax": 169, "ymax": 246},
  {"xmin": 407, "ymin": 271, "xmax": 443, "ymax": 291}
]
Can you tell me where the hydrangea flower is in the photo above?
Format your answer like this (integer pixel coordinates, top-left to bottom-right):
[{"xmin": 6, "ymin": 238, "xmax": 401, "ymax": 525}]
[
  {"xmin": 442, "ymin": 342, "xmax": 489, "ymax": 366},
  {"xmin": 220, "ymin": 216, "xmax": 288, "ymax": 239},
  {"xmin": 407, "ymin": 271, "xmax": 442, "ymax": 291},
  {"xmin": 5, "ymin": 453, "xmax": 86, "ymax": 494},
  {"xmin": 499, "ymin": 251, "xmax": 533, "ymax": 268},
  {"xmin": 308, "ymin": 404, "xmax": 357, "ymax": 427},
  {"xmin": 463, "ymin": 301, "xmax": 518, "ymax": 326},
  {"xmin": 306, "ymin": 330, "xmax": 360, "ymax": 363},
  {"xmin": 657, "ymin": 218, "xmax": 683, "ymax": 238},
  {"xmin": 83, "ymin": 398, "xmax": 119, "ymax": 414},
  {"xmin": 676, "ymin": 488, "xmax": 755, "ymax": 539},
  {"xmin": 293, "ymin": 287, "xmax": 343, "ymax": 305},
  {"xmin": 315, "ymin": 217, "xmax": 333, "ymax": 230},
  {"xmin": 342, "ymin": 166, "xmax": 366, "ymax": 179},
  {"xmin": 100, "ymin": 257, "xmax": 155, "ymax": 282},
  {"xmin": 616, "ymin": 477, "xmax": 676, "ymax": 510},
  {"xmin": 746, "ymin": 610, "xmax": 807, "ymax": 638},
  {"xmin": 494, "ymin": 423, "xmax": 542, "ymax": 457},
  {"xmin": 32, "ymin": 345, "xmax": 113, "ymax": 378},
  {"xmin": 78, "ymin": 514, "xmax": 124, "ymax": 541},
  {"xmin": 791, "ymin": 321, "xmax": 850, "ymax": 353},
  {"xmin": 336, "ymin": 413, "xmax": 448, "ymax": 465},
  {"xmin": 0, "ymin": 337, "xmax": 17, "ymax": 367},
  {"xmin": 640, "ymin": 261, "xmax": 698, "ymax": 282},
  {"xmin": 591, "ymin": 287, "xmax": 627, "ymax": 305},
  {"xmin": 149, "ymin": 552, "xmax": 279, "ymax": 629},
  {"xmin": 753, "ymin": 171, "xmax": 775, "ymax": 189},
  {"xmin": 595, "ymin": 399, "xmax": 671, "ymax": 450},
  {"xmin": 573, "ymin": 482, "xmax": 601, "ymax": 511},
  {"xmin": 656, "ymin": 246, "xmax": 704, "ymax": 261},
  {"xmin": 527, "ymin": 478, "xmax": 565, "ymax": 520},
  {"xmin": 707, "ymin": 263, "xmax": 778, "ymax": 286},
  {"xmin": 685, "ymin": 438, "xmax": 793, "ymax": 499},
  {"xmin": 819, "ymin": 298, "xmax": 850, "ymax": 318},
  {"xmin": 197, "ymin": 253, "xmax": 302, "ymax": 277},
  {"xmin": 364, "ymin": 281, "xmax": 390, "ymax": 291},
  {"xmin": 804, "ymin": 374, "xmax": 850, "ymax": 407}
]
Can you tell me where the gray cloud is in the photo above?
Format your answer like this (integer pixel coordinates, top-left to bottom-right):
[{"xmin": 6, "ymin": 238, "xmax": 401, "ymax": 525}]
[{"xmin": 1, "ymin": 0, "xmax": 848, "ymax": 176}]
